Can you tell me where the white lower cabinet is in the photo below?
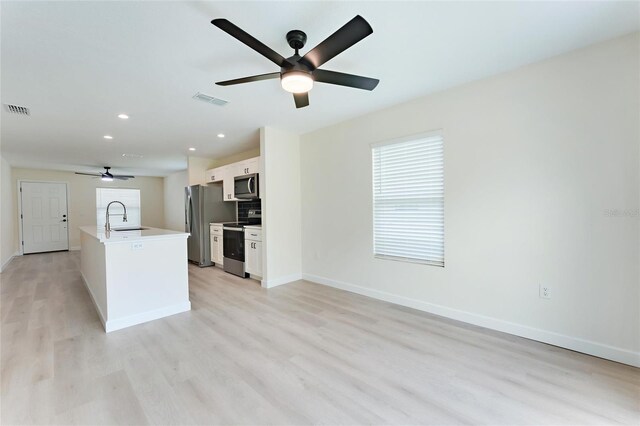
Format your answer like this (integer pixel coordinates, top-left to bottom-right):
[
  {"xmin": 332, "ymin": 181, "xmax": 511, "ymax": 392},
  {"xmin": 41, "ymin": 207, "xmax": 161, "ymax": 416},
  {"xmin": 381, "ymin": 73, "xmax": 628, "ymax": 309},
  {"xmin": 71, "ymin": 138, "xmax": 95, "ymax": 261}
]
[
  {"xmin": 210, "ymin": 224, "xmax": 224, "ymax": 265},
  {"xmin": 244, "ymin": 227, "xmax": 262, "ymax": 277},
  {"xmin": 246, "ymin": 240, "xmax": 262, "ymax": 277}
]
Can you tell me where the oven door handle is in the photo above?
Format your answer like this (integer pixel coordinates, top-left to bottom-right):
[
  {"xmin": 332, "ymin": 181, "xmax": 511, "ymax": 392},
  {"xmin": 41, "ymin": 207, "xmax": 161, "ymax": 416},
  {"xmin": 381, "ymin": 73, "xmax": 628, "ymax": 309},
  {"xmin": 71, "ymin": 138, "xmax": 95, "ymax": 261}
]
[{"xmin": 224, "ymin": 227, "xmax": 244, "ymax": 232}]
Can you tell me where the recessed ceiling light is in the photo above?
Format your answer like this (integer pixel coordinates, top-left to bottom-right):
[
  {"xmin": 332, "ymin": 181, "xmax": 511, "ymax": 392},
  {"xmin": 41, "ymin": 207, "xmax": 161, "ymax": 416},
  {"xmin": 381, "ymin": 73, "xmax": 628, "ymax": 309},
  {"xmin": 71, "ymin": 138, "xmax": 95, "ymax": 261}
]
[
  {"xmin": 217, "ymin": 133, "xmax": 225, "ymax": 138},
  {"xmin": 118, "ymin": 114, "xmax": 129, "ymax": 119},
  {"xmin": 189, "ymin": 147, "xmax": 196, "ymax": 151},
  {"xmin": 103, "ymin": 135, "xmax": 113, "ymax": 140}
]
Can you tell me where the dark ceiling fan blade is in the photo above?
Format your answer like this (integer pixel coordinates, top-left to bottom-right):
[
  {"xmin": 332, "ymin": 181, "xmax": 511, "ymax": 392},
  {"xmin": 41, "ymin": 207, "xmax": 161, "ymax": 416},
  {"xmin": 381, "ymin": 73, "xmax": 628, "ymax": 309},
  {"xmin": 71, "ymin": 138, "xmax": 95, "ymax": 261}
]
[
  {"xmin": 293, "ymin": 92, "xmax": 309, "ymax": 108},
  {"xmin": 75, "ymin": 172, "xmax": 101, "ymax": 177},
  {"xmin": 299, "ymin": 15, "xmax": 373, "ymax": 70},
  {"xmin": 216, "ymin": 72, "xmax": 280, "ymax": 86},
  {"xmin": 212, "ymin": 19, "xmax": 292, "ymax": 68},
  {"xmin": 313, "ymin": 69, "xmax": 379, "ymax": 91}
]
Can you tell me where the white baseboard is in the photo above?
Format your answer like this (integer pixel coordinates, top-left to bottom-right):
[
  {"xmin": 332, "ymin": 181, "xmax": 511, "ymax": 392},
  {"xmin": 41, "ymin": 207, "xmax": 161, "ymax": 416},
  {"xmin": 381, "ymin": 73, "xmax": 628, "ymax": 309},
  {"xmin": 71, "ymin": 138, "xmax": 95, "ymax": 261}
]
[
  {"xmin": 70, "ymin": 246, "xmax": 81, "ymax": 251},
  {"xmin": 0, "ymin": 252, "xmax": 20, "ymax": 272},
  {"xmin": 262, "ymin": 273, "xmax": 302, "ymax": 289},
  {"xmin": 302, "ymin": 273, "xmax": 640, "ymax": 368},
  {"xmin": 81, "ymin": 271, "xmax": 191, "ymax": 333},
  {"xmin": 104, "ymin": 302, "xmax": 191, "ymax": 333}
]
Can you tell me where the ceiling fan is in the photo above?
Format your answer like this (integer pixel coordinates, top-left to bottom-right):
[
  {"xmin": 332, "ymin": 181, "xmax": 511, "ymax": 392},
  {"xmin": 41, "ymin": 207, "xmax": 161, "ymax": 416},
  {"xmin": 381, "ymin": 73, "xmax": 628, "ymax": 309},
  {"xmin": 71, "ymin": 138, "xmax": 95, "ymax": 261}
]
[
  {"xmin": 75, "ymin": 167, "xmax": 135, "ymax": 182},
  {"xmin": 211, "ymin": 15, "xmax": 380, "ymax": 108}
]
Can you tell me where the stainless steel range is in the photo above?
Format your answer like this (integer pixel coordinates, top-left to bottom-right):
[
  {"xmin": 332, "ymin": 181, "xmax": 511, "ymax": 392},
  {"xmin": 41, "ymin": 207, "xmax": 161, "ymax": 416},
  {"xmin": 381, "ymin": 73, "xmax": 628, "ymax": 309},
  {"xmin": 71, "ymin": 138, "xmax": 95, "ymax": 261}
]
[{"xmin": 223, "ymin": 209, "xmax": 261, "ymax": 277}]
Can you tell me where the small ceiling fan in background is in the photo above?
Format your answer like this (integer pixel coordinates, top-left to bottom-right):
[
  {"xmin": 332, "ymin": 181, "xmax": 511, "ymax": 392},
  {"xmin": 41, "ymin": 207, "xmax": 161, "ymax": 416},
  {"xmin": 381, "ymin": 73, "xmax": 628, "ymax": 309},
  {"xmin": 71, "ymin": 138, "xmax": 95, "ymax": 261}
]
[
  {"xmin": 75, "ymin": 167, "xmax": 135, "ymax": 182},
  {"xmin": 211, "ymin": 15, "xmax": 380, "ymax": 108}
]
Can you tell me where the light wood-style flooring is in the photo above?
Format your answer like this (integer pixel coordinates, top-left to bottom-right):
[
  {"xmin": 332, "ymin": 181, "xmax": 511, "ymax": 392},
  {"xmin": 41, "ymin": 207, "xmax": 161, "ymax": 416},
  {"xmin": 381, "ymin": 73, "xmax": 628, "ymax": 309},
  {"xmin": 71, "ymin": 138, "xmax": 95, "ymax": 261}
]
[{"xmin": 1, "ymin": 251, "xmax": 638, "ymax": 425}]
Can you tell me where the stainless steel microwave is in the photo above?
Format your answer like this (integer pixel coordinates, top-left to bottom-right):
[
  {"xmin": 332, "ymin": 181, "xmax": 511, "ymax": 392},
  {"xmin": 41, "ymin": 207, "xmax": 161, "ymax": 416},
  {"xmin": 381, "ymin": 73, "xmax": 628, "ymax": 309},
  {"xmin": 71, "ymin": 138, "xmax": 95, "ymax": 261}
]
[{"xmin": 234, "ymin": 173, "xmax": 259, "ymax": 199}]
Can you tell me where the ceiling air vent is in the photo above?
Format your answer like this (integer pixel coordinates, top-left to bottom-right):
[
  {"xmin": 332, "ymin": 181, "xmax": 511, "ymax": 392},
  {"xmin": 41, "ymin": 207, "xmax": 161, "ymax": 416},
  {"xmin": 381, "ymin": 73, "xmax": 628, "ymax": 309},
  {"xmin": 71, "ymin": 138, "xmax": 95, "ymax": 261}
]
[
  {"xmin": 193, "ymin": 92, "xmax": 228, "ymax": 107},
  {"xmin": 4, "ymin": 104, "xmax": 30, "ymax": 115}
]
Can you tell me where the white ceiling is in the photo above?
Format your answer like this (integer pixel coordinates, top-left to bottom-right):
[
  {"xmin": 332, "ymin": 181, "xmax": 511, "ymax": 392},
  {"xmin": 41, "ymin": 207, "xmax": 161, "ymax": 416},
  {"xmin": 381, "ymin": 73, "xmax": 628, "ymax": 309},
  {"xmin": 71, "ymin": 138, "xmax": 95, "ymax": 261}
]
[{"xmin": 1, "ymin": 1, "xmax": 638, "ymax": 177}]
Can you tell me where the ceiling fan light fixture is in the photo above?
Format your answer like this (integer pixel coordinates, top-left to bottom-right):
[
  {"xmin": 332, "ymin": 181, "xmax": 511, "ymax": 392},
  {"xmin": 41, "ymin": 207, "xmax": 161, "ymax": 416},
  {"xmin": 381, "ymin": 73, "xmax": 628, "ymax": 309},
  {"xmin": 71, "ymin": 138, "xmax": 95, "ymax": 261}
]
[
  {"xmin": 281, "ymin": 71, "xmax": 313, "ymax": 94},
  {"xmin": 101, "ymin": 167, "xmax": 114, "ymax": 182},
  {"xmin": 75, "ymin": 167, "xmax": 135, "ymax": 181},
  {"xmin": 211, "ymin": 16, "xmax": 377, "ymax": 108}
]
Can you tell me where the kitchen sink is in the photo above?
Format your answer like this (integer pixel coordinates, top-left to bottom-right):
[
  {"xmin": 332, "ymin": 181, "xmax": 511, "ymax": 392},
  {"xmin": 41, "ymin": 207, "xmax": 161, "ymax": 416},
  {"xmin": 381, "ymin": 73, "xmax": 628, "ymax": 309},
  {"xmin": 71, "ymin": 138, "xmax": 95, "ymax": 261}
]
[{"xmin": 113, "ymin": 227, "xmax": 148, "ymax": 231}]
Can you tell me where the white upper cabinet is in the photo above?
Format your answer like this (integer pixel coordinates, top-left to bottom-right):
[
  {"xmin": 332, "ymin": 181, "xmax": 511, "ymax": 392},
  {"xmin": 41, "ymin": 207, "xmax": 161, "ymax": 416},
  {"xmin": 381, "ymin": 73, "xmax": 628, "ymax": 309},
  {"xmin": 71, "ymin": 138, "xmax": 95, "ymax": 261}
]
[
  {"xmin": 222, "ymin": 165, "xmax": 238, "ymax": 201},
  {"xmin": 237, "ymin": 157, "xmax": 260, "ymax": 176},
  {"xmin": 206, "ymin": 166, "xmax": 225, "ymax": 183},
  {"xmin": 207, "ymin": 156, "xmax": 261, "ymax": 201}
]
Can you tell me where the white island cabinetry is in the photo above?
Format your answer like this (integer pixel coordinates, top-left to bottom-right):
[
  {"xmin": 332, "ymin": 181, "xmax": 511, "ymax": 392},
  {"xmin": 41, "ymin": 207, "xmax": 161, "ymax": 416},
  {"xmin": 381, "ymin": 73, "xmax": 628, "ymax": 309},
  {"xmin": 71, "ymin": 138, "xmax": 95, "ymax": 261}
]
[{"xmin": 80, "ymin": 226, "xmax": 191, "ymax": 333}]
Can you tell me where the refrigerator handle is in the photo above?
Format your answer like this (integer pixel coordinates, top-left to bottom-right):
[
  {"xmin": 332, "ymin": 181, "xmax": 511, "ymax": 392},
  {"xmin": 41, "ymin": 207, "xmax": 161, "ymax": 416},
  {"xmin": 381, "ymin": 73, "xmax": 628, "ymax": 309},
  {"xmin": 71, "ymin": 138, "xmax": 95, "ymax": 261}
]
[{"xmin": 185, "ymin": 193, "xmax": 191, "ymax": 232}]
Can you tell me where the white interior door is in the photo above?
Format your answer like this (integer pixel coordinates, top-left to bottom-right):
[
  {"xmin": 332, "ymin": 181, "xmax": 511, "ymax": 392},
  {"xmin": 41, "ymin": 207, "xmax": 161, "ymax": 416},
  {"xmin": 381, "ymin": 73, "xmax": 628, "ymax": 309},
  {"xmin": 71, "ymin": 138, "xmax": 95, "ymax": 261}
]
[{"xmin": 21, "ymin": 182, "xmax": 69, "ymax": 254}]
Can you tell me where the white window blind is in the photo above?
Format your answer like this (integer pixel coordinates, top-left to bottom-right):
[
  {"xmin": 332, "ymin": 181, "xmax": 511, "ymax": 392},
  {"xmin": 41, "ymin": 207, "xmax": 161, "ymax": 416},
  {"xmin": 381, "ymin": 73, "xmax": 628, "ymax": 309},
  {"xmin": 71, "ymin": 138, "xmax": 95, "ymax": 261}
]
[
  {"xmin": 372, "ymin": 133, "xmax": 444, "ymax": 267},
  {"xmin": 96, "ymin": 188, "xmax": 141, "ymax": 229}
]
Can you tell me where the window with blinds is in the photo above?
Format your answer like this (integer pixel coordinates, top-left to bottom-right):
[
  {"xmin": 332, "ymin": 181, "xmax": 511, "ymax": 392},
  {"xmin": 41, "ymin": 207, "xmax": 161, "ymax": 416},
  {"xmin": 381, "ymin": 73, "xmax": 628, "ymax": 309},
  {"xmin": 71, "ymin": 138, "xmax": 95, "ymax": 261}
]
[
  {"xmin": 372, "ymin": 133, "xmax": 444, "ymax": 267},
  {"xmin": 96, "ymin": 188, "xmax": 141, "ymax": 229}
]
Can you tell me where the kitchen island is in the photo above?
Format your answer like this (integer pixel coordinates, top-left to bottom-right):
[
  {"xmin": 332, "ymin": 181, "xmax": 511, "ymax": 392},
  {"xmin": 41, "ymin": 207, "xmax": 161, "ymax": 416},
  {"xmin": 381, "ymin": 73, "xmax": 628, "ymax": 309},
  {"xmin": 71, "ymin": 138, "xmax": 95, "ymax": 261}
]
[{"xmin": 79, "ymin": 226, "xmax": 190, "ymax": 332}]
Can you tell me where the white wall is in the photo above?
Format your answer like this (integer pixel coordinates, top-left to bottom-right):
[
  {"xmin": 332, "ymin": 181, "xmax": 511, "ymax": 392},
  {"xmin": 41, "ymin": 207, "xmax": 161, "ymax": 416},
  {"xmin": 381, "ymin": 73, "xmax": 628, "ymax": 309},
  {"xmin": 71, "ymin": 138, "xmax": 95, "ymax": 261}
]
[
  {"xmin": 261, "ymin": 127, "xmax": 302, "ymax": 287},
  {"xmin": 300, "ymin": 33, "xmax": 640, "ymax": 366},
  {"xmin": 187, "ymin": 156, "xmax": 211, "ymax": 186},
  {"xmin": 0, "ymin": 156, "xmax": 16, "ymax": 271},
  {"xmin": 210, "ymin": 147, "xmax": 260, "ymax": 168},
  {"xmin": 163, "ymin": 170, "xmax": 188, "ymax": 232},
  {"xmin": 11, "ymin": 168, "xmax": 165, "ymax": 250}
]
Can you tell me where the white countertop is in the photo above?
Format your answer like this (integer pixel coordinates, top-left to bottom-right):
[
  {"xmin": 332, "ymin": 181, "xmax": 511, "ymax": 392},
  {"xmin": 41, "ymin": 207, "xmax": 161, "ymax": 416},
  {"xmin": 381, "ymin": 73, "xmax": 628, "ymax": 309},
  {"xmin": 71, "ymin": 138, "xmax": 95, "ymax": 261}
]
[
  {"xmin": 80, "ymin": 226, "xmax": 189, "ymax": 244},
  {"xmin": 210, "ymin": 223, "xmax": 262, "ymax": 229}
]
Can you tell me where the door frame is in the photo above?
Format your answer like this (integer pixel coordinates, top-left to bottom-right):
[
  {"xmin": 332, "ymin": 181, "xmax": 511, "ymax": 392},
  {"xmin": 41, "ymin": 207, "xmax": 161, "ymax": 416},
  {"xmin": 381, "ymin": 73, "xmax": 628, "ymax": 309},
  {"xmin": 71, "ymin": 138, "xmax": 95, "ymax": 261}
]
[{"xmin": 17, "ymin": 180, "xmax": 71, "ymax": 255}]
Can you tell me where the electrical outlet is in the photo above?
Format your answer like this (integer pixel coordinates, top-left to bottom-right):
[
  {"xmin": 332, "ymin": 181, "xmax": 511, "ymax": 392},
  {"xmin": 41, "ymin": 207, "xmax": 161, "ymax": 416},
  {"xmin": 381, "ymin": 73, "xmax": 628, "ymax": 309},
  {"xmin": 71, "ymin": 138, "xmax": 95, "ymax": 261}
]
[
  {"xmin": 539, "ymin": 284, "xmax": 551, "ymax": 299},
  {"xmin": 131, "ymin": 242, "xmax": 144, "ymax": 251}
]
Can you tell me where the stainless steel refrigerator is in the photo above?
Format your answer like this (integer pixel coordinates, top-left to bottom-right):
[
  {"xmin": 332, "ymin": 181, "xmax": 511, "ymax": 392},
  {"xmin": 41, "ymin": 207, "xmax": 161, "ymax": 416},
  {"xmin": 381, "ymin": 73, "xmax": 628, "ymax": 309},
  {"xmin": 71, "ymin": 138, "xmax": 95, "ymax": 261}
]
[{"xmin": 185, "ymin": 185, "xmax": 236, "ymax": 267}]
